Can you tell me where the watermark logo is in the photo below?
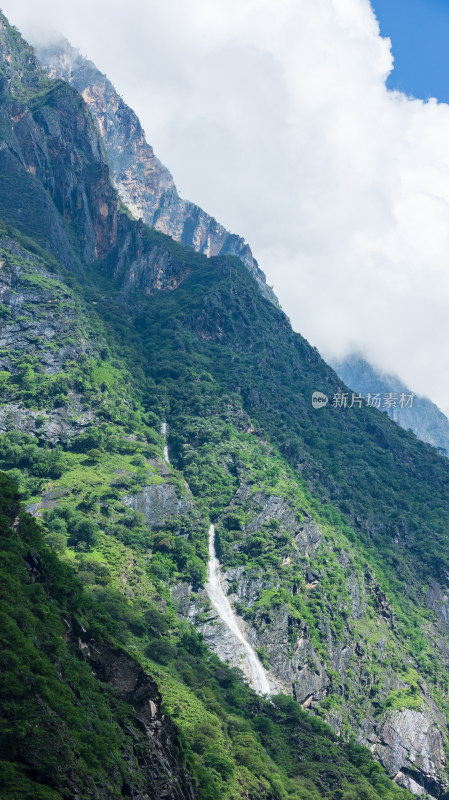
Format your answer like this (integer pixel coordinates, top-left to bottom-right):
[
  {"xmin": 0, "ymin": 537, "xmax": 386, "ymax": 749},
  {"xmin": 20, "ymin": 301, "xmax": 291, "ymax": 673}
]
[
  {"xmin": 312, "ymin": 390, "xmax": 415, "ymax": 410},
  {"xmin": 312, "ymin": 391, "xmax": 329, "ymax": 409}
]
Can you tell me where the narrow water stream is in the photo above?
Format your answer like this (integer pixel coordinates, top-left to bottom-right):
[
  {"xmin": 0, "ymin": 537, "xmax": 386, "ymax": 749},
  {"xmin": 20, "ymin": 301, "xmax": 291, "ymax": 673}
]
[
  {"xmin": 205, "ymin": 524, "xmax": 272, "ymax": 696},
  {"xmin": 163, "ymin": 421, "xmax": 271, "ymax": 695},
  {"xmin": 161, "ymin": 422, "xmax": 170, "ymax": 463}
]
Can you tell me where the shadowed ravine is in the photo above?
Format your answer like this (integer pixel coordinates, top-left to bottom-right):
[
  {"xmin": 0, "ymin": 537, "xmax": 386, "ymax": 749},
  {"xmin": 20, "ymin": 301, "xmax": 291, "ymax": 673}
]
[{"xmin": 205, "ymin": 524, "xmax": 272, "ymax": 696}]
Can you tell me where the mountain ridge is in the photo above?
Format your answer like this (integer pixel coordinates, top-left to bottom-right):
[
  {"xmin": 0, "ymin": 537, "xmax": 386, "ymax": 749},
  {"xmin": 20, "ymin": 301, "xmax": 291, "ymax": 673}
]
[
  {"xmin": 35, "ymin": 36, "xmax": 279, "ymax": 307},
  {"xmin": 332, "ymin": 353, "xmax": 449, "ymax": 457},
  {"xmin": 0, "ymin": 10, "xmax": 449, "ymax": 799}
]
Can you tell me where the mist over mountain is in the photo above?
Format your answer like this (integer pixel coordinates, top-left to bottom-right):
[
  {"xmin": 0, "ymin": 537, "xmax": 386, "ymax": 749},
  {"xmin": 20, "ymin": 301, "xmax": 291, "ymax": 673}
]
[
  {"xmin": 6, "ymin": 0, "xmax": 449, "ymax": 416},
  {"xmin": 332, "ymin": 354, "xmax": 449, "ymax": 457},
  {"xmin": 1, "ymin": 9, "xmax": 449, "ymax": 800}
]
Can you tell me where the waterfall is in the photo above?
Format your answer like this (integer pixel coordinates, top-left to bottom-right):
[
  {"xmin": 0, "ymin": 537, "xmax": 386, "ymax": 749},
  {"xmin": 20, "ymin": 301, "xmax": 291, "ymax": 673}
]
[
  {"xmin": 161, "ymin": 422, "xmax": 170, "ymax": 463},
  {"xmin": 205, "ymin": 524, "xmax": 272, "ymax": 696}
]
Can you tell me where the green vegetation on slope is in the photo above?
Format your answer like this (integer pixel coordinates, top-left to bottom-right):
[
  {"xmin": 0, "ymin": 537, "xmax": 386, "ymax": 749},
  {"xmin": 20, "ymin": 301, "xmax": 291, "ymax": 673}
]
[
  {"xmin": 1, "ymin": 14, "xmax": 448, "ymax": 795},
  {"xmin": 80, "ymin": 241, "xmax": 449, "ymax": 754},
  {"xmin": 2, "ymin": 202, "xmax": 448, "ymax": 793},
  {"xmin": 128, "ymin": 251, "xmax": 449, "ymax": 587},
  {"xmin": 0, "ymin": 472, "xmax": 412, "ymax": 800}
]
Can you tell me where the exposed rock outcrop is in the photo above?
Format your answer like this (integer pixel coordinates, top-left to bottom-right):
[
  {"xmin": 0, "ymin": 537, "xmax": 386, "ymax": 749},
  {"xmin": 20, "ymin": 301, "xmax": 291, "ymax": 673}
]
[
  {"xmin": 0, "ymin": 13, "xmax": 119, "ymax": 268},
  {"xmin": 0, "ymin": 14, "xmax": 192, "ymax": 301},
  {"xmin": 372, "ymin": 709, "xmax": 446, "ymax": 797},
  {"xmin": 70, "ymin": 621, "xmax": 197, "ymax": 800},
  {"xmin": 0, "ymin": 399, "xmax": 96, "ymax": 445},
  {"xmin": 18, "ymin": 523, "xmax": 197, "ymax": 800},
  {"xmin": 0, "ymin": 241, "xmax": 94, "ymax": 373},
  {"xmin": 123, "ymin": 483, "xmax": 192, "ymax": 528},
  {"xmin": 175, "ymin": 486, "xmax": 449, "ymax": 798},
  {"xmin": 35, "ymin": 38, "xmax": 278, "ymax": 306}
]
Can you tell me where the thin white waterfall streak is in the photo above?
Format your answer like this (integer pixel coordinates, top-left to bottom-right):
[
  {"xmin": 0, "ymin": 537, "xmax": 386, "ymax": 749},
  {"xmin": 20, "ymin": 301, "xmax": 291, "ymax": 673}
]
[
  {"xmin": 161, "ymin": 422, "xmax": 170, "ymax": 463},
  {"xmin": 206, "ymin": 524, "xmax": 271, "ymax": 696}
]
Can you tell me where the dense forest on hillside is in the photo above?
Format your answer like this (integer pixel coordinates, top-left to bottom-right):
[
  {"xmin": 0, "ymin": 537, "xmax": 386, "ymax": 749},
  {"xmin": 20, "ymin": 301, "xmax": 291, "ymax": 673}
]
[{"xmin": 0, "ymin": 9, "xmax": 449, "ymax": 799}]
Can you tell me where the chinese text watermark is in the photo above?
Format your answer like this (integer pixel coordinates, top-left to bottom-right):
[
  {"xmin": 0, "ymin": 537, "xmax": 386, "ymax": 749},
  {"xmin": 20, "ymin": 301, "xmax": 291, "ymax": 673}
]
[{"xmin": 312, "ymin": 391, "xmax": 415, "ymax": 410}]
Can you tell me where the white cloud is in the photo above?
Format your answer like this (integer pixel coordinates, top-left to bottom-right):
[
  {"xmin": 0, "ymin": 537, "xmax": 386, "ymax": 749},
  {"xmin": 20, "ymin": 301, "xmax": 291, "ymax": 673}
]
[{"xmin": 4, "ymin": 0, "xmax": 449, "ymax": 411}]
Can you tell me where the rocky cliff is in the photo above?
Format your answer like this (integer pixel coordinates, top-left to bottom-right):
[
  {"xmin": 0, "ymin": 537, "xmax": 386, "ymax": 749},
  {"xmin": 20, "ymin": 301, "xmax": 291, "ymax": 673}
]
[
  {"xmin": 0, "ymin": 472, "xmax": 198, "ymax": 800},
  {"xmin": 0, "ymin": 10, "xmax": 448, "ymax": 800},
  {"xmin": 35, "ymin": 37, "xmax": 278, "ymax": 306},
  {"xmin": 173, "ymin": 467, "xmax": 449, "ymax": 797},
  {"xmin": 0, "ymin": 21, "xmax": 117, "ymax": 268},
  {"xmin": 71, "ymin": 622, "xmax": 197, "ymax": 800}
]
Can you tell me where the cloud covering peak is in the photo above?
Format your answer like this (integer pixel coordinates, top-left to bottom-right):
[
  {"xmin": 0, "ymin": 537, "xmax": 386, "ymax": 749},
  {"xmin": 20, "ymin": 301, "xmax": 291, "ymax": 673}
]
[{"xmin": 4, "ymin": 0, "xmax": 449, "ymax": 410}]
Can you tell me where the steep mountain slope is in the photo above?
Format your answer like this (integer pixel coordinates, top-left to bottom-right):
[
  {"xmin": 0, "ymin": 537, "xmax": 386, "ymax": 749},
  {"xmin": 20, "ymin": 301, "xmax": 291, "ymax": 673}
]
[
  {"xmin": 99, "ymin": 243, "xmax": 449, "ymax": 797},
  {"xmin": 0, "ymin": 231, "xmax": 414, "ymax": 800},
  {"xmin": 35, "ymin": 37, "xmax": 277, "ymax": 306},
  {"xmin": 0, "ymin": 472, "xmax": 197, "ymax": 800},
  {"xmin": 0, "ymin": 10, "xmax": 449, "ymax": 799},
  {"xmin": 332, "ymin": 354, "xmax": 449, "ymax": 457},
  {"xmin": 5, "ymin": 473, "xmax": 414, "ymax": 800}
]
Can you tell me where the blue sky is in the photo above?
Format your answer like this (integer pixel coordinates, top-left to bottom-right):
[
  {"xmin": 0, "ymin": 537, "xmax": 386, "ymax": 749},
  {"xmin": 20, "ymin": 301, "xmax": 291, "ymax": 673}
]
[
  {"xmin": 7, "ymin": 0, "xmax": 449, "ymax": 411},
  {"xmin": 371, "ymin": 0, "xmax": 449, "ymax": 102}
]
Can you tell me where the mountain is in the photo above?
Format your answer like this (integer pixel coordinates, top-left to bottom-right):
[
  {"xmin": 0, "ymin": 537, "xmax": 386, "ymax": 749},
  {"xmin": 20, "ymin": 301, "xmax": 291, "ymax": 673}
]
[
  {"xmin": 1, "ymin": 9, "xmax": 449, "ymax": 799},
  {"xmin": 35, "ymin": 37, "xmax": 278, "ymax": 307},
  {"xmin": 0, "ymin": 471, "xmax": 197, "ymax": 800},
  {"xmin": 331, "ymin": 354, "xmax": 449, "ymax": 457}
]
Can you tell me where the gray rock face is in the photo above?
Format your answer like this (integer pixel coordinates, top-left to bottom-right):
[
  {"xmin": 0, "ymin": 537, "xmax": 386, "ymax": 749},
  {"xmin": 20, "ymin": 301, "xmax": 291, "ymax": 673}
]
[
  {"xmin": 426, "ymin": 580, "xmax": 449, "ymax": 628},
  {"xmin": 123, "ymin": 483, "xmax": 191, "ymax": 528},
  {"xmin": 0, "ymin": 15, "xmax": 194, "ymax": 308},
  {"xmin": 0, "ymin": 11, "xmax": 47, "ymax": 97},
  {"xmin": 35, "ymin": 38, "xmax": 279, "ymax": 307},
  {"xmin": 0, "ymin": 245, "xmax": 93, "ymax": 375},
  {"xmin": 0, "ymin": 15, "xmax": 119, "ymax": 270},
  {"xmin": 0, "ymin": 238, "xmax": 106, "ymax": 447},
  {"xmin": 0, "ymin": 399, "xmax": 96, "ymax": 445},
  {"xmin": 68, "ymin": 620, "xmax": 197, "ymax": 800},
  {"xmin": 26, "ymin": 487, "xmax": 70, "ymax": 516},
  {"xmin": 373, "ymin": 710, "xmax": 446, "ymax": 797},
  {"xmin": 172, "ymin": 578, "xmax": 280, "ymax": 693},
  {"xmin": 175, "ymin": 486, "xmax": 449, "ymax": 797},
  {"xmin": 111, "ymin": 226, "xmax": 193, "ymax": 297}
]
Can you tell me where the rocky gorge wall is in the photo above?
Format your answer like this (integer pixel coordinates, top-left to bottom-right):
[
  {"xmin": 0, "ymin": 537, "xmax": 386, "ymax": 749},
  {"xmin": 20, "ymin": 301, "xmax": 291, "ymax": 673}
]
[
  {"xmin": 172, "ymin": 480, "xmax": 449, "ymax": 798},
  {"xmin": 1, "ymin": 12, "xmax": 449, "ymax": 799},
  {"xmin": 35, "ymin": 38, "xmax": 279, "ymax": 306}
]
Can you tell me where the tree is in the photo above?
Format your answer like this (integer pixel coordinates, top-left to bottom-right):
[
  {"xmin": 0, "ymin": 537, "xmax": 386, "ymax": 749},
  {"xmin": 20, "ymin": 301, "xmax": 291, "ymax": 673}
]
[{"xmin": 68, "ymin": 518, "xmax": 100, "ymax": 550}]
